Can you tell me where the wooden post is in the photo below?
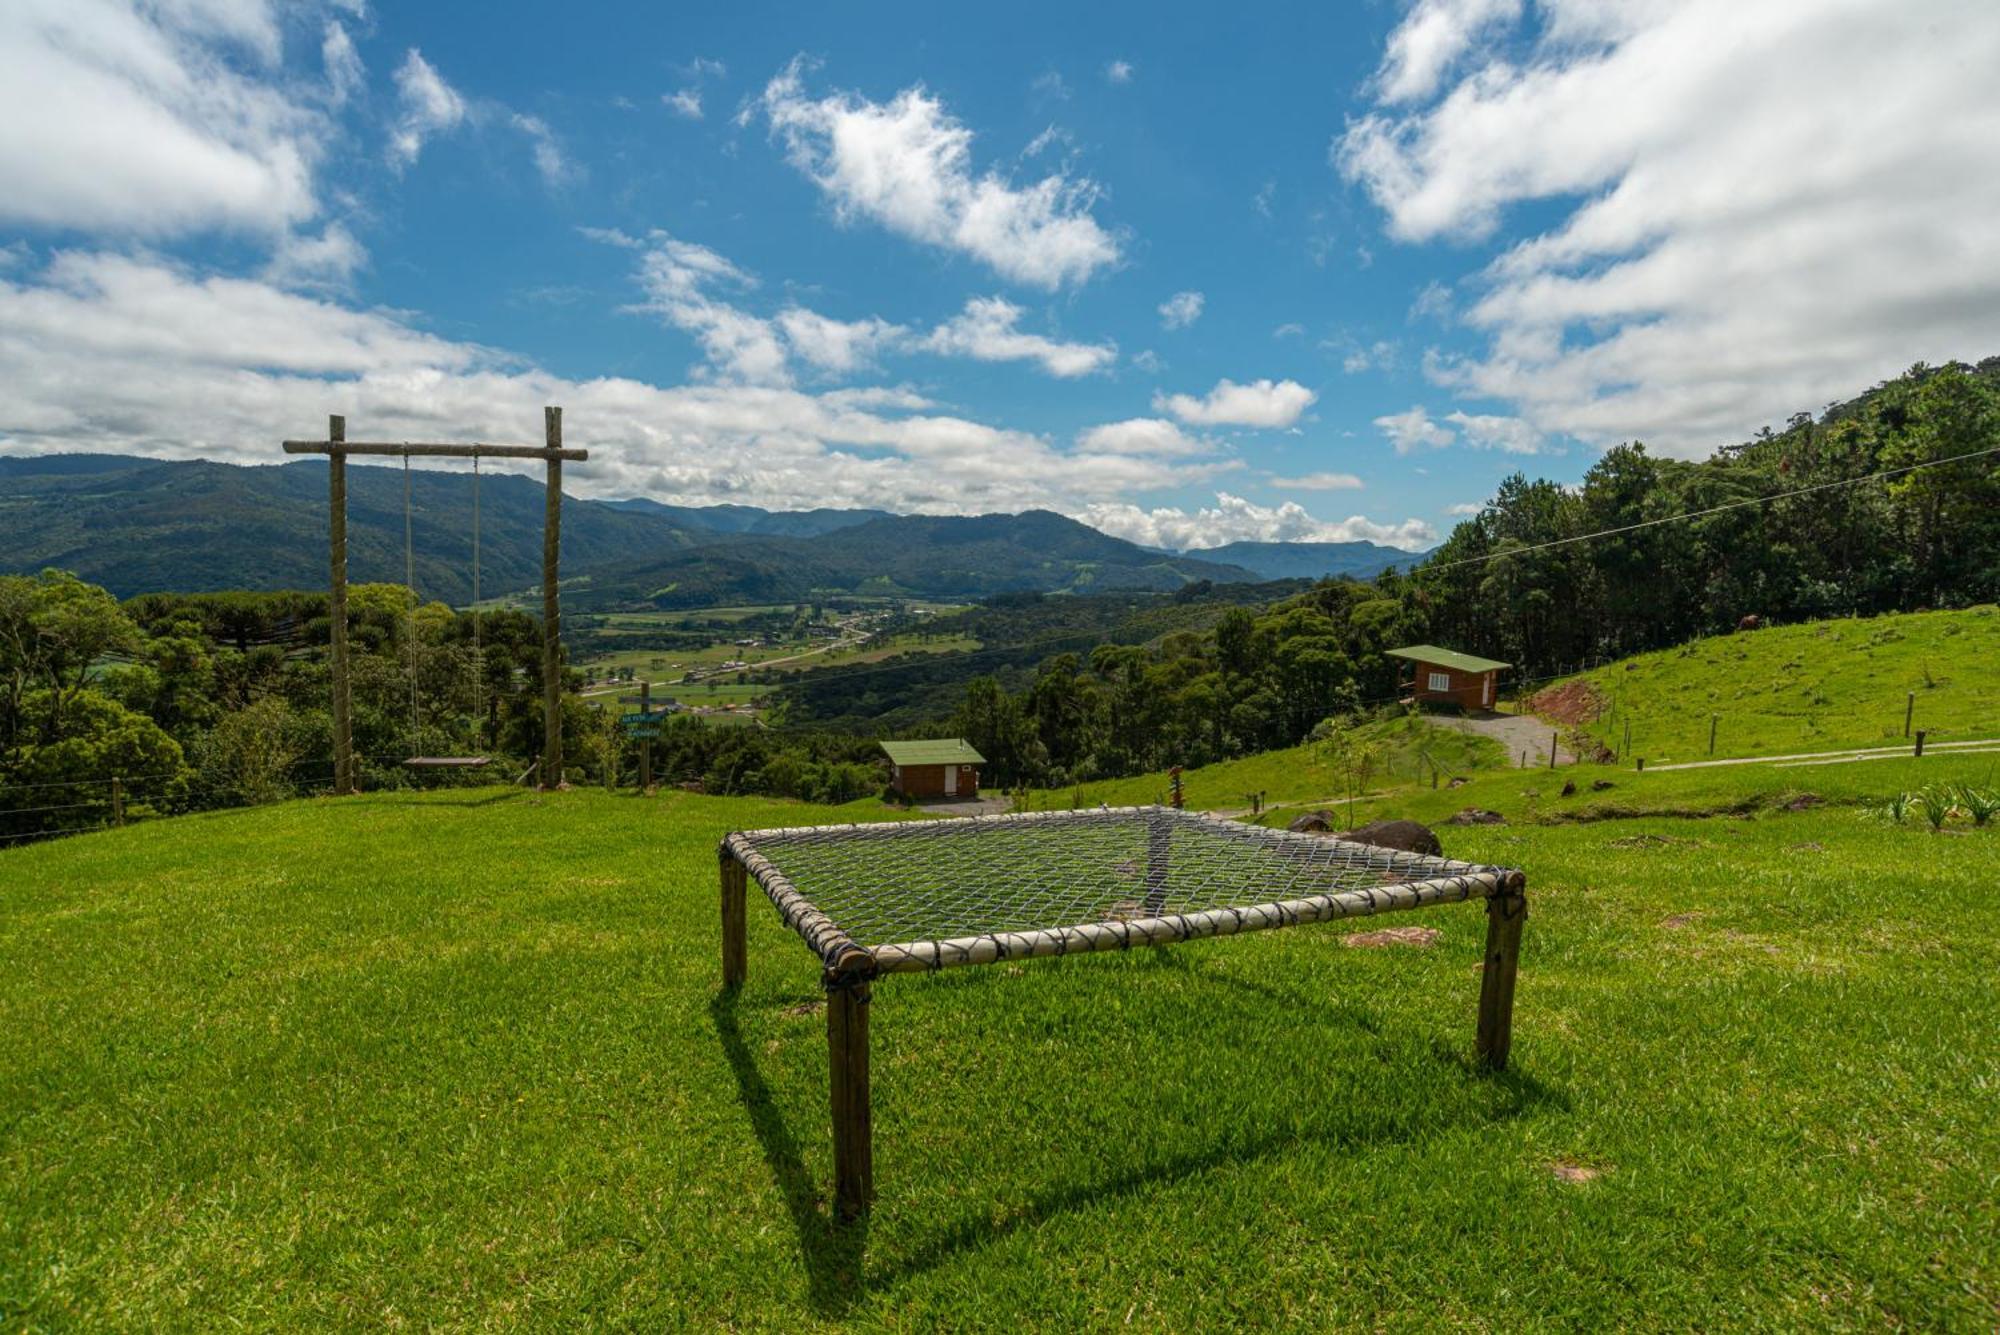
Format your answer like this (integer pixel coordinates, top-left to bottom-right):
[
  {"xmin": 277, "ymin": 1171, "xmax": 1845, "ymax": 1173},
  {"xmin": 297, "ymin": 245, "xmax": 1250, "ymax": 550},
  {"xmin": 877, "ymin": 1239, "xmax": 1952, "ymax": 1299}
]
[
  {"xmin": 1914, "ymin": 729, "xmax": 1926, "ymax": 758},
  {"xmin": 1709, "ymin": 715, "xmax": 1718, "ymax": 756},
  {"xmin": 540, "ymin": 406, "xmax": 565, "ymax": 790},
  {"xmin": 720, "ymin": 854, "xmax": 747, "ymax": 987},
  {"xmin": 640, "ymin": 679, "xmax": 653, "ymax": 791},
  {"xmin": 328, "ymin": 414, "xmax": 355, "ymax": 795},
  {"xmin": 1905, "ymin": 692, "xmax": 1914, "ymax": 738},
  {"xmin": 1636, "ymin": 756, "xmax": 1645, "ymax": 772},
  {"xmin": 1476, "ymin": 886, "xmax": 1527, "ymax": 1070},
  {"xmin": 110, "ymin": 777, "xmax": 124, "ymax": 828},
  {"xmin": 827, "ymin": 977, "xmax": 873, "ymax": 1219},
  {"xmin": 1622, "ymin": 717, "xmax": 1631, "ymax": 759},
  {"xmin": 1548, "ymin": 732, "xmax": 1558, "ymax": 769}
]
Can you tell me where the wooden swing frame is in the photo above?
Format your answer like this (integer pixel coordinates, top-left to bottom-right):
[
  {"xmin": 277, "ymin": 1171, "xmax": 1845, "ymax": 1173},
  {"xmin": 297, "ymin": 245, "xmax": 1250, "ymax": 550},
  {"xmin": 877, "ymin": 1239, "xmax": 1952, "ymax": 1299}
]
[{"xmin": 283, "ymin": 407, "xmax": 587, "ymax": 793}]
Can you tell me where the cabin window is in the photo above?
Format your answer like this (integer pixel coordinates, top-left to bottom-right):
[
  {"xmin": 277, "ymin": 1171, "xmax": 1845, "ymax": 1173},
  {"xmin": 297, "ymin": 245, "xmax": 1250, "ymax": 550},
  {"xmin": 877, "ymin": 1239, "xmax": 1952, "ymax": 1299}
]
[{"xmin": 1427, "ymin": 672, "xmax": 1451, "ymax": 692}]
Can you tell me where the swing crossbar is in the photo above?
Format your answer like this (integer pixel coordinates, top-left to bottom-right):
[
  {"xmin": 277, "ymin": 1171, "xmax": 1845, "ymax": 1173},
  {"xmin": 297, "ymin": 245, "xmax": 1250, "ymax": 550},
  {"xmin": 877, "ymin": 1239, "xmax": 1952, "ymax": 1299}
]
[
  {"xmin": 283, "ymin": 441, "xmax": 588, "ymax": 460},
  {"xmin": 403, "ymin": 756, "xmax": 493, "ymax": 768}
]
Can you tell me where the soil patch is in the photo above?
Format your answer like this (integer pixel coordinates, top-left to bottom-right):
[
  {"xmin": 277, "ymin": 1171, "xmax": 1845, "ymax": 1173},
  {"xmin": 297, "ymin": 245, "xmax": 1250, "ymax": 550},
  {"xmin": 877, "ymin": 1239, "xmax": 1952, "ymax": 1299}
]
[
  {"xmin": 1526, "ymin": 679, "xmax": 1609, "ymax": 727},
  {"xmin": 1341, "ymin": 926, "xmax": 1441, "ymax": 949},
  {"xmin": 1549, "ymin": 1158, "xmax": 1606, "ymax": 1184}
]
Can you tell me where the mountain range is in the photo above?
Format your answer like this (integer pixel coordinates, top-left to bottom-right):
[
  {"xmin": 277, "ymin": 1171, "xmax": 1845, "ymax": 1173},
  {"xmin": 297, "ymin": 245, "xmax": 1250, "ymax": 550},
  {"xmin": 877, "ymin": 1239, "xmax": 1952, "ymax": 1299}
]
[{"xmin": 0, "ymin": 453, "xmax": 1421, "ymax": 603}]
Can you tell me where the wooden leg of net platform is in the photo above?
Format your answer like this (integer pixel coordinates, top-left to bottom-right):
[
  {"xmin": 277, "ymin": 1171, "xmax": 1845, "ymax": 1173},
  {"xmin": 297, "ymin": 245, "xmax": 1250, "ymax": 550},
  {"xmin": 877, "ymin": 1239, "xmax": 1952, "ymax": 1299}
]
[
  {"xmin": 1476, "ymin": 884, "xmax": 1527, "ymax": 1070},
  {"xmin": 720, "ymin": 856, "xmax": 747, "ymax": 988},
  {"xmin": 827, "ymin": 977, "xmax": 873, "ymax": 1219}
]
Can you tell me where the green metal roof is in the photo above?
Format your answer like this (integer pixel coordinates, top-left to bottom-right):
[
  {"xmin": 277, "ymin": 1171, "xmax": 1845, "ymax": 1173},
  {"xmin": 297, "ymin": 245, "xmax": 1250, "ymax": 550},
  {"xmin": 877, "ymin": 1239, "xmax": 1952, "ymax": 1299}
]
[
  {"xmin": 1385, "ymin": 644, "xmax": 1511, "ymax": 674},
  {"xmin": 880, "ymin": 738, "xmax": 986, "ymax": 766}
]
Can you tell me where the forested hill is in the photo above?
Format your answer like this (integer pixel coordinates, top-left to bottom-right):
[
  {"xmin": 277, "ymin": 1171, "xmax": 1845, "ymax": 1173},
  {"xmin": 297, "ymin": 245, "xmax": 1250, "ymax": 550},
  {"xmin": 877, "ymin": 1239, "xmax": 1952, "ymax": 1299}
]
[
  {"xmin": 604, "ymin": 496, "xmax": 893, "ymax": 537},
  {"xmin": 0, "ymin": 455, "xmax": 697, "ymax": 603},
  {"xmin": 566, "ymin": 511, "xmax": 1261, "ymax": 609},
  {"xmin": 1180, "ymin": 539, "xmax": 1421, "ymax": 581}
]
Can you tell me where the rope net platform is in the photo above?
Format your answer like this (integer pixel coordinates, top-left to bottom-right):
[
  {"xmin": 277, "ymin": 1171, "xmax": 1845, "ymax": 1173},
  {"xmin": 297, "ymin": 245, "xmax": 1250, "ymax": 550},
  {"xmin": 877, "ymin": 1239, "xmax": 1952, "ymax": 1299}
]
[{"xmin": 716, "ymin": 805, "xmax": 1529, "ymax": 1218}]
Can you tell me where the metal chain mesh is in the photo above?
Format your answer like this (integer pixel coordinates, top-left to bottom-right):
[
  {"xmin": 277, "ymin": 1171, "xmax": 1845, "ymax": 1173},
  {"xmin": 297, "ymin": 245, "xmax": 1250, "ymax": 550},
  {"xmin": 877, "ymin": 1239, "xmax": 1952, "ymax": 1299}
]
[{"xmin": 735, "ymin": 807, "xmax": 1519, "ymax": 955}]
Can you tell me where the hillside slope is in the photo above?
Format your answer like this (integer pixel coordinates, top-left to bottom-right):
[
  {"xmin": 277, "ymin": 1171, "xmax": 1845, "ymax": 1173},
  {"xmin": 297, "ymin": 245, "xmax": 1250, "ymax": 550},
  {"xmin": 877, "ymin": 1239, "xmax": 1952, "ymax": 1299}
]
[
  {"xmin": 1182, "ymin": 538, "xmax": 1422, "ymax": 581},
  {"xmin": 1528, "ymin": 606, "xmax": 2000, "ymax": 763},
  {"xmin": 0, "ymin": 454, "xmax": 695, "ymax": 602},
  {"xmin": 574, "ymin": 510, "xmax": 1260, "ymax": 609},
  {"xmin": 1, "ymin": 782, "xmax": 1992, "ymax": 1327}
]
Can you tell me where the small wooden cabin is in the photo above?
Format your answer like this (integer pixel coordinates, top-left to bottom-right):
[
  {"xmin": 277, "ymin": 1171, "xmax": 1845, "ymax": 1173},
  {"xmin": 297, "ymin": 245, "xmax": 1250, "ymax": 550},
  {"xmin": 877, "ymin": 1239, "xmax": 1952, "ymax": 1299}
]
[
  {"xmin": 881, "ymin": 738, "xmax": 985, "ymax": 799},
  {"xmin": 1387, "ymin": 644, "xmax": 1510, "ymax": 712}
]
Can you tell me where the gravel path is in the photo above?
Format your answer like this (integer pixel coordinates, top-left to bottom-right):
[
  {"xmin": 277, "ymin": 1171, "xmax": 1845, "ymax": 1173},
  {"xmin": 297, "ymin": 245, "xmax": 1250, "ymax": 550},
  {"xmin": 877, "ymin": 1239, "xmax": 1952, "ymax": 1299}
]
[{"xmin": 1431, "ymin": 710, "xmax": 1575, "ymax": 768}]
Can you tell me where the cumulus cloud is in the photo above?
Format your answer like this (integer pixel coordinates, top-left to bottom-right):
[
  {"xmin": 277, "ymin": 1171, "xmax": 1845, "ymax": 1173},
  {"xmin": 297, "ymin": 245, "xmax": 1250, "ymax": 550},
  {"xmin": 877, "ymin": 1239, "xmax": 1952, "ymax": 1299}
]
[
  {"xmin": 1340, "ymin": 0, "xmax": 2000, "ymax": 457},
  {"xmin": 1374, "ymin": 405, "xmax": 1455, "ymax": 453},
  {"xmin": 1158, "ymin": 290, "xmax": 1204, "ymax": 330},
  {"xmin": 388, "ymin": 49, "xmax": 466, "ymax": 170},
  {"xmin": 0, "ymin": 0, "xmax": 321, "ymax": 236},
  {"xmin": 1081, "ymin": 493, "xmax": 1434, "ymax": 552},
  {"xmin": 775, "ymin": 307, "xmax": 905, "ymax": 374},
  {"xmin": 1268, "ymin": 471, "xmax": 1363, "ymax": 491},
  {"xmin": 264, "ymin": 221, "xmax": 367, "ymax": 290},
  {"xmin": 1374, "ymin": 0, "xmax": 1521, "ymax": 104},
  {"xmin": 1443, "ymin": 409, "xmax": 1547, "ymax": 454},
  {"xmin": 1156, "ymin": 377, "xmax": 1316, "ymax": 428},
  {"xmin": 752, "ymin": 58, "xmax": 1123, "ymax": 289},
  {"xmin": 627, "ymin": 232, "xmax": 790, "ymax": 384},
  {"xmin": 0, "ymin": 251, "xmax": 1232, "ymax": 518},
  {"xmin": 1445, "ymin": 501, "xmax": 1486, "ymax": 516},
  {"xmin": 922, "ymin": 296, "xmax": 1116, "ymax": 377},
  {"xmin": 664, "ymin": 88, "xmax": 702, "ymax": 119},
  {"xmin": 323, "ymin": 20, "xmax": 364, "ymax": 108},
  {"xmin": 1074, "ymin": 418, "xmax": 1212, "ymax": 458}
]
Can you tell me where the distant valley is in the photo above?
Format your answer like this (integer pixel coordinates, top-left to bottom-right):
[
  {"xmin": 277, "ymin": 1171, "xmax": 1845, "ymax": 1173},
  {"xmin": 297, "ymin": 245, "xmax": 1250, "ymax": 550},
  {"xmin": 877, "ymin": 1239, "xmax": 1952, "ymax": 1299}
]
[{"xmin": 0, "ymin": 453, "xmax": 1421, "ymax": 605}]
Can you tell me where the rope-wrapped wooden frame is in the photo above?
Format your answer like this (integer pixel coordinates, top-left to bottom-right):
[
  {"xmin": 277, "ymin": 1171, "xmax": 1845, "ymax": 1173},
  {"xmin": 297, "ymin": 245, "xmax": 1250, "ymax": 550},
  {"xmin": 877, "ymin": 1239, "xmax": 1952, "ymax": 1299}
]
[{"xmin": 717, "ymin": 804, "xmax": 1528, "ymax": 1219}]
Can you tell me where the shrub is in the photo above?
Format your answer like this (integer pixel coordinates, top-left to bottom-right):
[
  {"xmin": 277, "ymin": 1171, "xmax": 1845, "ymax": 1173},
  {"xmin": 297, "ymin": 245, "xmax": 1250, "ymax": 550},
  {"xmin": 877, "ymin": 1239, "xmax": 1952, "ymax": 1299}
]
[
  {"xmin": 1954, "ymin": 785, "xmax": 1999, "ymax": 828},
  {"xmin": 1915, "ymin": 785, "xmax": 1959, "ymax": 832}
]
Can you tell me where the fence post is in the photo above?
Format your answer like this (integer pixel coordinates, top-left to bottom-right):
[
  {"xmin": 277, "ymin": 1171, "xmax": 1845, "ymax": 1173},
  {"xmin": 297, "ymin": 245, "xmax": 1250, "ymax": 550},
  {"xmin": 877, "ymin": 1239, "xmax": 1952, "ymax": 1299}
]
[
  {"xmin": 1636, "ymin": 757, "xmax": 1645, "ymax": 773},
  {"xmin": 1623, "ymin": 717, "xmax": 1631, "ymax": 759},
  {"xmin": 1905, "ymin": 693, "xmax": 1914, "ymax": 738},
  {"xmin": 1709, "ymin": 715, "xmax": 1718, "ymax": 756},
  {"xmin": 1914, "ymin": 729, "xmax": 1926, "ymax": 758},
  {"xmin": 1548, "ymin": 732, "xmax": 1558, "ymax": 769},
  {"xmin": 111, "ymin": 777, "xmax": 125, "ymax": 828}
]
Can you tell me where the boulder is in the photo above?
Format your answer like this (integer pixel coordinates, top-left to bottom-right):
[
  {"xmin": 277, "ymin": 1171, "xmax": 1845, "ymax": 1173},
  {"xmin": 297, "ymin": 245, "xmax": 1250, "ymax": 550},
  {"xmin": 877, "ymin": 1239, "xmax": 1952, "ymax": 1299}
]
[
  {"xmin": 1333, "ymin": 818, "xmax": 1443, "ymax": 857},
  {"xmin": 1288, "ymin": 810, "xmax": 1337, "ymax": 833},
  {"xmin": 1446, "ymin": 808, "xmax": 1506, "ymax": 826}
]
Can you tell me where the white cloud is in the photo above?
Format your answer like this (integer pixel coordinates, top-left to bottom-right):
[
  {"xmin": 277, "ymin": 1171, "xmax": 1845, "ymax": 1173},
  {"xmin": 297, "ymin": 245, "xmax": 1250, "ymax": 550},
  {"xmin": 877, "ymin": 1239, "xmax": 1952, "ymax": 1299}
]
[
  {"xmin": 1081, "ymin": 493, "xmax": 1434, "ymax": 552},
  {"xmin": 1268, "ymin": 471, "xmax": 1364, "ymax": 491},
  {"xmin": 775, "ymin": 307, "xmax": 904, "ymax": 375},
  {"xmin": 664, "ymin": 88, "xmax": 702, "ymax": 119},
  {"xmin": 1445, "ymin": 501, "xmax": 1485, "ymax": 516},
  {"xmin": 322, "ymin": 20, "xmax": 364, "ymax": 108},
  {"xmin": 1074, "ymin": 418, "xmax": 1211, "ymax": 458},
  {"xmin": 1443, "ymin": 409, "xmax": 1547, "ymax": 454},
  {"xmin": 1158, "ymin": 290, "xmax": 1204, "ymax": 330},
  {"xmin": 0, "ymin": 0, "xmax": 321, "ymax": 236},
  {"xmin": 388, "ymin": 49, "xmax": 465, "ymax": 170},
  {"xmin": 753, "ymin": 58, "xmax": 1123, "ymax": 289},
  {"xmin": 1374, "ymin": 0, "xmax": 1522, "ymax": 104},
  {"xmin": 1130, "ymin": 349, "xmax": 1163, "ymax": 374},
  {"xmin": 1156, "ymin": 377, "xmax": 1316, "ymax": 428},
  {"xmin": 1339, "ymin": 339, "xmax": 1398, "ymax": 374},
  {"xmin": 510, "ymin": 113, "xmax": 575, "ymax": 188},
  {"xmin": 0, "ymin": 251, "xmax": 1232, "ymax": 519},
  {"xmin": 1341, "ymin": 0, "xmax": 2000, "ymax": 457},
  {"xmin": 626, "ymin": 231, "xmax": 789, "ymax": 384},
  {"xmin": 1272, "ymin": 322, "xmax": 1305, "ymax": 339},
  {"xmin": 1374, "ymin": 405, "xmax": 1455, "ymax": 453},
  {"xmin": 1408, "ymin": 279, "xmax": 1451, "ymax": 322},
  {"xmin": 265, "ymin": 221, "xmax": 366, "ymax": 290},
  {"xmin": 1104, "ymin": 60, "xmax": 1135, "ymax": 85},
  {"xmin": 922, "ymin": 296, "xmax": 1115, "ymax": 377}
]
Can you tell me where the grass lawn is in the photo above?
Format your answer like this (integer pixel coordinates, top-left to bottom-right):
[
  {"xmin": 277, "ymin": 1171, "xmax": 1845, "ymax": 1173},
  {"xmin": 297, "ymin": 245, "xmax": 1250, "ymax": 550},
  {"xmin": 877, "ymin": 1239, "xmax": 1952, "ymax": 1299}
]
[
  {"xmin": 1543, "ymin": 605, "xmax": 2000, "ymax": 763},
  {"xmin": 2, "ymin": 770, "xmax": 1996, "ymax": 1328}
]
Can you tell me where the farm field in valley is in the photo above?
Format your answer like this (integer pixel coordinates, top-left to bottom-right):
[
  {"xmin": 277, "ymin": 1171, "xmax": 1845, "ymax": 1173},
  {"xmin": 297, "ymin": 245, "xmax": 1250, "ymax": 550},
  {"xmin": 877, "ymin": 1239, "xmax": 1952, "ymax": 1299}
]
[{"xmin": 3, "ymin": 756, "xmax": 1994, "ymax": 1329}]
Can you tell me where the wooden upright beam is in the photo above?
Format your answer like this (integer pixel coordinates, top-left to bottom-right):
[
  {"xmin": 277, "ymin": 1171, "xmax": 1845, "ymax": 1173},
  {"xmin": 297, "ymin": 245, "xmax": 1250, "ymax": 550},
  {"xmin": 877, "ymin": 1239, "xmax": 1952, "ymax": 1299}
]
[
  {"xmin": 1476, "ymin": 886, "xmax": 1527, "ymax": 1070},
  {"xmin": 720, "ymin": 854, "xmax": 747, "ymax": 988},
  {"xmin": 327, "ymin": 414, "xmax": 356, "ymax": 795},
  {"xmin": 827, "ymin": 978, "xmax": 873, "ymax": 1219},
  {"xmin": 540, "ymin": 406, "xmax": 566, "ymax": 790}
]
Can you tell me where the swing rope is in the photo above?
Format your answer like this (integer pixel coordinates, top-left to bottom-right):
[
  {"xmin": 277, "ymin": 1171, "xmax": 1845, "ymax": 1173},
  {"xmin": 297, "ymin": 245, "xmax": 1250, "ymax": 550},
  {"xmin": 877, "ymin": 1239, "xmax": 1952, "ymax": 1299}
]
[
  {"xmin": 404, "ymin": 453, "xmax": 418, "ymax": 748},
  {"xmin": 471, "ymin": 456, "xmax": 483, "ymax": 752}
]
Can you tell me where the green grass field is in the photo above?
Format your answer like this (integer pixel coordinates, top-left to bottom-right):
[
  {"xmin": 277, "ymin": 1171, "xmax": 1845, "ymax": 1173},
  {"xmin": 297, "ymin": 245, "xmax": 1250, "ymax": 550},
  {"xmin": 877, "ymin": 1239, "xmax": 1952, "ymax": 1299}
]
[
  {"xmin": 4, "ymin": 755, "xmax": 1995, "ymax": 1328},
  {"xmin": 1543, "ymin": 605, "xmax": 2000, "ymax": 763}
]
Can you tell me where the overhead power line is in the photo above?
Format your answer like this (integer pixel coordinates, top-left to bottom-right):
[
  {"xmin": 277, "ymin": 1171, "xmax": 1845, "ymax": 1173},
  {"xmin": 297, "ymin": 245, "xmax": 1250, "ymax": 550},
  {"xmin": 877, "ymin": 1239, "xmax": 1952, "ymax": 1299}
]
[{"xmin": 1423, "ymin": 442, "xmax": 2000, "ymax": 575}]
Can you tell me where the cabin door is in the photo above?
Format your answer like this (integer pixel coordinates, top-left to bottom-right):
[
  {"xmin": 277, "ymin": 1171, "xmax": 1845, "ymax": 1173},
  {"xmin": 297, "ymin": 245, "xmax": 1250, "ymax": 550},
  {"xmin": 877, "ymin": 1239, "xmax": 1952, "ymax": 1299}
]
[
  {"xmin": 1483, "ymin": 674, "xmax": 1494, "ymax": 708},
  {"xmin": 944, "ymin": 765, "xmax": 958, "ymax": 795}
]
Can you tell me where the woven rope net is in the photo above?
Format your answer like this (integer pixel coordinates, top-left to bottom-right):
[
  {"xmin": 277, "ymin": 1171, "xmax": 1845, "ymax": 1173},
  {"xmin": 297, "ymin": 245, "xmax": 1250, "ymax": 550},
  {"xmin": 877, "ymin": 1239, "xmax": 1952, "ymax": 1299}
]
[{"xmin": 724, "ymin": 806, "xmax": 1524, "ymax": 978}]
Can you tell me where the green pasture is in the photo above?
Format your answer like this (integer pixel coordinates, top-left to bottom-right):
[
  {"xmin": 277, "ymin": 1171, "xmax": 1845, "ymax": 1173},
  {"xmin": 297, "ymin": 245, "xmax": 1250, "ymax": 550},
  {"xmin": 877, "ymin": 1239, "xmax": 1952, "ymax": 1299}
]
[
  {"xmin": 3, "ymin": 761, "xmax": 1994, "ymax": 1327},
  {"xmin": 1547, "ymin": 605, "xmax": 2000, "ymax": 763}
]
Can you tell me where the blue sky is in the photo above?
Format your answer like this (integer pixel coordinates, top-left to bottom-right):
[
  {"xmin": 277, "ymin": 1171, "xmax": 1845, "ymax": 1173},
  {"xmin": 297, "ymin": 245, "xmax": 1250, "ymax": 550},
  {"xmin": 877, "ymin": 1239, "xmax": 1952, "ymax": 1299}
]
[{"xmin": 3, "ymin": 1, "xmax": 1997, "ymax": 550}]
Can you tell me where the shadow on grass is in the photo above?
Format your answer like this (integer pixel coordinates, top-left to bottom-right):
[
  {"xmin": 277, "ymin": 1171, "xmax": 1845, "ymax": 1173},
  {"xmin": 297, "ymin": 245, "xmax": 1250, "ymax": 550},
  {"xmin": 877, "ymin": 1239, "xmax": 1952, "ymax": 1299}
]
[
  {"xmin": 711, "ymin": 989, "xmax": 870, "ymax": 1315},
  {"xmin": 712, "ymin": 967, "xmax": 1563, "ymax": 1315}
]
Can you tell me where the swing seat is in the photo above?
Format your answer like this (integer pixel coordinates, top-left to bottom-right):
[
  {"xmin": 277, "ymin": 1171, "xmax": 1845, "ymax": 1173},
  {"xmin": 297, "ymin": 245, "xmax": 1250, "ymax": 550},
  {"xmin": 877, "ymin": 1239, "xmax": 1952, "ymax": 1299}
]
[{"xmin": 403, "ymin": 756, "xmax": 492, "ymax": 769}]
